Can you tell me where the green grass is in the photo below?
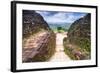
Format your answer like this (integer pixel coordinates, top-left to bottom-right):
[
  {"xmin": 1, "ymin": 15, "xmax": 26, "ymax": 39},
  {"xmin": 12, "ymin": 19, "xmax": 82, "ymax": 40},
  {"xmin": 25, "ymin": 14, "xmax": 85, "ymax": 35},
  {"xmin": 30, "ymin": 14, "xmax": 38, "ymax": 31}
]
[
  {"xmin": 69, "ymin": 37, "xmax": 91, "ymax": 52},
  {"xmin": 63, "ymin": 38, "xmax": 77, "ymax": 60},
  {"xmin": 63, "ymin": 37, "xmax": 91, "ymax": 60},
  {"xmin": 64, "ymin": 47, "xmax": 77, "ymax": 60}
]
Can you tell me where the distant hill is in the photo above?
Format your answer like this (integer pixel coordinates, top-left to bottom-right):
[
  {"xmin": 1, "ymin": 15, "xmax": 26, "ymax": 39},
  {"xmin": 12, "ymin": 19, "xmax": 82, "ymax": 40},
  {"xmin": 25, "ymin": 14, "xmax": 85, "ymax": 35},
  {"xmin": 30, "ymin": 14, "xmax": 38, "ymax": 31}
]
[
  {"xmin": 63, "ymin": 14, "xmax": 91, "ymax": 60},
  {"xmin": 48, "ymin": 23, "xmax": 71, "ymax": 32}
]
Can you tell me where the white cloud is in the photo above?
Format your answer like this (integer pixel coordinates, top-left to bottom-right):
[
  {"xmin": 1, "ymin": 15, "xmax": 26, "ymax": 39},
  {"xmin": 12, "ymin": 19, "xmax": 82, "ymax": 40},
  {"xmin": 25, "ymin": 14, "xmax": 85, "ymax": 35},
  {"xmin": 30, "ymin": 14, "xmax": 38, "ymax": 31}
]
[
  {"xmin": 36, "ymin": 11, "xmax": 51, "ymax": 16},
  {"xmin": 45, "ymin": 13, "xmax": 68, "ymax": 23},
  {"xmin": 36, "ymin": 11, "xmax": 86, "ymax": 24}
]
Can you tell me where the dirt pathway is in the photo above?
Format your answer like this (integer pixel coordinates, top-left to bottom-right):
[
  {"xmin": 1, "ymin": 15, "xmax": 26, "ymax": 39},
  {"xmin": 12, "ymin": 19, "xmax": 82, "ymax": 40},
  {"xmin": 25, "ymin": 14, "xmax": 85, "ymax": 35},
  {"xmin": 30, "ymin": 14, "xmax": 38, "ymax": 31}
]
[{"xmin": 49, "ymin": 33, "xmax": 71, "ymax": 62}]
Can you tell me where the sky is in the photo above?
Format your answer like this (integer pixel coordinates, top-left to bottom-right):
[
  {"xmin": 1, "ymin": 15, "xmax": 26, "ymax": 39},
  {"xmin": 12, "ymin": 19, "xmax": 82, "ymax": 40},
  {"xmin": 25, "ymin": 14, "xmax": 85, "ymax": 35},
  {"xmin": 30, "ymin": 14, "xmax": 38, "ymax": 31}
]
[{"xmin": 36, "ymin": 11, "xmax": 87, "ymax": 24}]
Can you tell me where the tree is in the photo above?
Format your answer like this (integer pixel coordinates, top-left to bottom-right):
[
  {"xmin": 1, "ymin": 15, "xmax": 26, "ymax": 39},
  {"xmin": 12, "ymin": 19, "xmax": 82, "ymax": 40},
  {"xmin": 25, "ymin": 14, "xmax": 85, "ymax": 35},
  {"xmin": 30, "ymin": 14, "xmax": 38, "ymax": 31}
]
[
  {"xmin": 57, "ymin": 26, "xmax": 62, "ymax": 33},
  {"xmin": 57, "ymin": 27, "xmax": 62, "ymax": 30}
]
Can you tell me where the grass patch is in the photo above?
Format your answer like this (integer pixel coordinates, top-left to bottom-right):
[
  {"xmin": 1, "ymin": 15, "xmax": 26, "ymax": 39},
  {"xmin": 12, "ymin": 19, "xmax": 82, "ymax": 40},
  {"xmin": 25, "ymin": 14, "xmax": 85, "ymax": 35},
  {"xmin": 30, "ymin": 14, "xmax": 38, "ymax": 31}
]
[
  {"xmin": 63, "ymin": 37, "xmax": 77, "ymax": 60},
  {"xmin": 64, "ymin": 47, "xmax": 77, "ymax": 60},
  {"xmin": 63, "ymin": 37, "xmax": 91, "ymax": 60}
]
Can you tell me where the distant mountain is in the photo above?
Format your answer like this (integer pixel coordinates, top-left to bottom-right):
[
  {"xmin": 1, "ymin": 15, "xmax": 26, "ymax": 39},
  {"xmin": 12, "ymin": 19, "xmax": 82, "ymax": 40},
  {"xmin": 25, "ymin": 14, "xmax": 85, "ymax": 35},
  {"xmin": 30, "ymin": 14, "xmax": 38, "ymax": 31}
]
[
  {"xmin": 48, "ymin": 23, "xmax": 71, "ymax": 31},
  {"xmin": 23, "ymin": 10, "xmax": 50, "ymax": 38}
]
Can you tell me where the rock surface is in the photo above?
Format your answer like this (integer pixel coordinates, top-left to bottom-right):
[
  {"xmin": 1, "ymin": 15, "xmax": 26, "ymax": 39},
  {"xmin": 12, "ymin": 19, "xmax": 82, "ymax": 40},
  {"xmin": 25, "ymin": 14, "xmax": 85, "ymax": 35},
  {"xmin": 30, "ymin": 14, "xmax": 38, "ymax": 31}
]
[
  {"xmin": 63, "ymin": 14, "xmax": 91, "ymax": 60},
  {"xmin": 67, "ymin": 14, "xmax": 91, "ymax": 52},
  {"xmin": 68, "ymin": 14, "xmax": 91, "ymax": 40},
  {"xmin": 22, "ymin": 10, "xmax": 56, "ymax": 62},
  {"xmin": 23, "ymin": 10, "xmax": 50, "ymax": 38}
]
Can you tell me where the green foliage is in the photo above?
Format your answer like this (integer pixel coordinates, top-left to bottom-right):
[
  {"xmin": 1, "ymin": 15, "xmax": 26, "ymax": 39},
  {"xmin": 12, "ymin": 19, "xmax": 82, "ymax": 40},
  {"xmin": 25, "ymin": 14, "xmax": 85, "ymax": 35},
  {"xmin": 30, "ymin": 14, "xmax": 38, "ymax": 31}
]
[
  {"xmin": 57, "ymin": 27, "xmax": 62, "ymax": 30},
  {"xmin": 57, "ymin": 26, "xmax": 67, "ymax": 33},
  {"xmin": 63, "ymin": 37, "xmax": 77, "ymax": 60},
  {"xmin": 63, "ymin": 37, "xmax": 91, "ymax": 60},
  {"xmin": 78, "ymin": 38, "xmax": 91, "ymax": 52},
  {"xmin": 64, "ymin": 47, "xmax": 77, "ymax": 60},
  {"xmin": 57, "ymin": 26, "xmax": 62, "ymax": 33},
  {"xmin": 69, "ymin": 37, "xmax": 91, "ymax": 52}
]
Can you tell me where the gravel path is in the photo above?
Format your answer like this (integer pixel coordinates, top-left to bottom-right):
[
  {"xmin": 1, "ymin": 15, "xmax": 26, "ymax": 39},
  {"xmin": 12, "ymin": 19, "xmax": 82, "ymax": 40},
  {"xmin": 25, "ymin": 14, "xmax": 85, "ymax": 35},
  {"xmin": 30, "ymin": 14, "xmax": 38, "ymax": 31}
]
[{"xmin": 49, "ymin": 33, "xmax": 71, "ymax": 62}]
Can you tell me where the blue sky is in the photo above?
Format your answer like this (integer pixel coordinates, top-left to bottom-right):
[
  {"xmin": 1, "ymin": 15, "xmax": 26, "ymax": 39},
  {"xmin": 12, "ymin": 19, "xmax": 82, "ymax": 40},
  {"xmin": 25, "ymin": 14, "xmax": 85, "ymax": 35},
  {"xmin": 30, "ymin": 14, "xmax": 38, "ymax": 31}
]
[{"xmin": 36, "ymin": 11, "xmax": 87, "ymax": 24}]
